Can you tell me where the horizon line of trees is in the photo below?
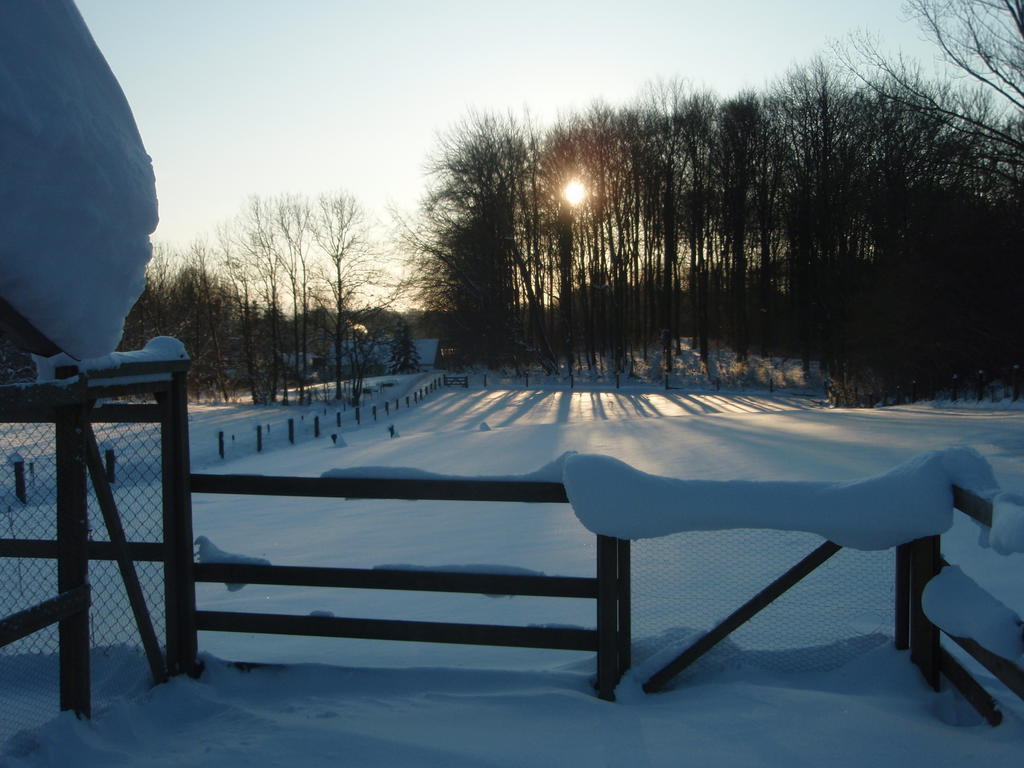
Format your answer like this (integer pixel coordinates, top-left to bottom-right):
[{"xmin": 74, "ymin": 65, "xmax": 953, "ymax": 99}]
[{"xmin": 402, "ymin": 1, "xmax": 1024, "ymax": 402}]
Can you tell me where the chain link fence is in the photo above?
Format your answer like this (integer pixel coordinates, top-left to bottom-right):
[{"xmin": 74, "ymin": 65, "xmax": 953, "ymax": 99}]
[
  {"xmin": 1, "ymin": 413, "xmax": 166, "ymax": 749},
  {"xmin": 631, "ymin": 529, "xmax": 894, "ymax": 686}
]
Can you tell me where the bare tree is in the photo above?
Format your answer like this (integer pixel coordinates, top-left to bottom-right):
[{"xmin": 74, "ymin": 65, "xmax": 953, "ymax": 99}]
[
  {"xmin": 275, "ymin": 194, "xmax": 315, "ymax": 404},
  {"xmin": 236, "ymin": 196, "xmax": 285, "ymax": 402},
  {"xmin": 312, "ymin": 190, "xmax": 377, "ymax": 400},
  {"xmin": 846, "ymin": 0, "xmax": 1024, "ymax": 174}
]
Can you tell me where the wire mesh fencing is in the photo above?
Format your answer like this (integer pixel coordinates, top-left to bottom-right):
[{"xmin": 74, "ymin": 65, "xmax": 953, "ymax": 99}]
[
  {"xmin": 1, "ymin": 414, "xmax": 166, "ymax": 749},
  {"xmin": 631, "ymin": 528, "xmax": 894, "ymax": 685}
]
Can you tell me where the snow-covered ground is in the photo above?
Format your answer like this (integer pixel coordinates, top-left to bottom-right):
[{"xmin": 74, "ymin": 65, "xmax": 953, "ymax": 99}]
[{"xmin": 5, "ymin": 387, "xmax": 1024, "ymax": 766}]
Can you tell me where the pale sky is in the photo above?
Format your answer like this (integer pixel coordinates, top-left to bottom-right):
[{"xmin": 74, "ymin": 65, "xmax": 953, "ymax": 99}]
[{"xmin": 75, "ymin": 0, "xmax": 941, "ymax": 248}]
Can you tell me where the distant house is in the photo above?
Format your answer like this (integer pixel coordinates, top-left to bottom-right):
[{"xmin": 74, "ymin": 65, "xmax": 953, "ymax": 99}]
[{"xmin": 413, "ymin": 339, "xmax": 440, "ymax": 370}]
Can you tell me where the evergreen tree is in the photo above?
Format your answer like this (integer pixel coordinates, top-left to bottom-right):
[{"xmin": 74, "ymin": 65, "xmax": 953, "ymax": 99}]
[{"xmin": 388, "ymin": 321, "xmax": 420, "ymax": 374}]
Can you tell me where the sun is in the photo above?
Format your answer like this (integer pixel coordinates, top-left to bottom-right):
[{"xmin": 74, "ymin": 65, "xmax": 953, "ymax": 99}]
[{"xmin": 564, "ymin": 180, "xmax": 585, "ymax": 206}]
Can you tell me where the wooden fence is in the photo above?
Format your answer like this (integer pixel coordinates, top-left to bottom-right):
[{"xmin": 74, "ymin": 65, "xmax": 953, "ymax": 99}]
[
  {"xmin": 894, "ymin": 487, "xmax": 1024, "ymax": 726},
  {"xmin": 188, "ymin": 472, "xmax": 631, "ymax": 700},
  {"xmin": 0, "ymin": 358, "xmax": 197, "ymax": 720},
  {"xmin": 642, "ymin": 484, "xmax": 1024, "ymax": 726}
]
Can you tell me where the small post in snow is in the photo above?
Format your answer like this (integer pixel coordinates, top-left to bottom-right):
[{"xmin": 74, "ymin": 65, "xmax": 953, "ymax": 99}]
[
  {"xmin": 288, "ymin": 418, "xmax": 295, "ymax": 444},
  {"xmin": 256, "ymin": 424, "xmax": 263, "ymax": 452},
  {"xmin": 11, "ymin": 455, "xmax": 26, "ymax": 504},
  {"xmin": 314, "ymin": 416, "xmax": 320, "ymax": 438},
  {"xmin": 218, "ymin": 431, "xmax": 224, "ymax": 459},
  {"xmin": 104, "ymin": 447, "xmax": 116, "ymax": 484}
]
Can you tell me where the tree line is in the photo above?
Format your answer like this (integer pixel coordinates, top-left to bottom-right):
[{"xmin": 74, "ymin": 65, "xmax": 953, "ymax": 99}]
[
  {"xmin": 403, "ymin": 1, "xmax": 1024, "ymax": 401},
  {"xmin": 121, "ymin": 191, "xmax": 415, "ymax": 405}
]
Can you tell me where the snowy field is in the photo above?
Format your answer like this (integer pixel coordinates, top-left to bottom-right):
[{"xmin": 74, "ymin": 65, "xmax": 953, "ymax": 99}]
[{"xmin": 5, "ymin": 381, "xmax": 1024, "ymax": 766}]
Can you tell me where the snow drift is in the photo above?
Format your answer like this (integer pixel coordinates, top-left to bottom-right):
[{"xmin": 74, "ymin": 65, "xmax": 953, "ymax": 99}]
[{"xmin": 0, "ymin": 1, "xmax": 157, "ymax": 360}]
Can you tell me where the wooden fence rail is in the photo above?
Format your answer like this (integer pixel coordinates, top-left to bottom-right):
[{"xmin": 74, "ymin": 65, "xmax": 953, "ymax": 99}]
[{"xmin": 189, "ymin": 472, "xmax": 629, "ymax": 700}]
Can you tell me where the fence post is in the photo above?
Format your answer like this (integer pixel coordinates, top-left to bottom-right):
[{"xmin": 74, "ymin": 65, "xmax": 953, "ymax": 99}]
[
  {"xmin": 12, "ymin": 456, "xmax": 26, "ymax": 504},
  {"xmin": 314, "ymin": 416, "xmax": 320, "ymax": 438},
  {"xmin": 218, "ymin": 431, "xmax": 224, "ymax": 459},
  {"xmin": 336, "ymin": 411, "xmax": 341, "ymax": 427},
  {"xmin": 104, "ymin": 447, "xmax": 116, "ymax": 484},
  {"xmin": 617, "ymin": 538, "xmax": 631, "ymax": 675},
  {"xmin": 55, "ymin": 403, "xmax": 90, "ymax": 717},
  {"xmin": 908, "ymin": 535, "xmax": 941, "ymax": 691},
  {"xmin": 160, "ymin": 369, "xmax": 199, "ymax": 678},
  {"xmin": 595, "ymin": 534, "xmax": 629, "ymax": 701},
  {"xmin": 256, "ymin": 424, "xmax": 263, "ymax": 452}
]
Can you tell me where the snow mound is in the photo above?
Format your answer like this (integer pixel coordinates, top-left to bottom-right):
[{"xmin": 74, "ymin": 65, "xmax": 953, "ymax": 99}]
[
  {"xmin": 563, "ymin": 447, "xmax": 995, "ymax": 550},
  {"xmin": 923, "ymin": 566, "xmax": 1024, "ymax": 662},
  {"xmin": 0, "ymin": 1, "xmax": 157, "ymax": 360},
  {"xmin": 194, "ymin": 535, "xmax": 270, "ymax": 592},
  {"xmin": 988, "ymin": 493, "xmax": 1024, "ymax": 555}
]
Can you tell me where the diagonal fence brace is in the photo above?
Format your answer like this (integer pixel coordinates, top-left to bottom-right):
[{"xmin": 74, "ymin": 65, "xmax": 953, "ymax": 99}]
[
  {"xmin": 644, "ymin": 540, "xmax": 842, "ymax": 693},
  {"xmin": 84, "ymin": 423, "xmax": 167, "ymax": 686}
]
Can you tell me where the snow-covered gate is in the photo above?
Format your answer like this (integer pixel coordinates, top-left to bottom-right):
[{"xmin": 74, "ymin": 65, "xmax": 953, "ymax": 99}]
[
  {"xmin": 188, "ymin": 472, "xmax": 631, "ymax": 701},
  {"xmin": 636, "ymin": 487, "xmax": 1023, "ymax": 726},
  {"xmin": 0, "ymin": 358, "xmax": 197, "ymax": 742}
]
